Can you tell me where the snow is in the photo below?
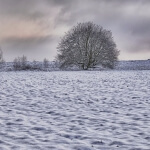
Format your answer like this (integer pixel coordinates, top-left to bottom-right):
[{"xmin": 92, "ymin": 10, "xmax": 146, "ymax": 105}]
[
  {"xmin": 0, "ymin": 71, "xmax": 150, "ymax": 150},
  {"xmin": 115, "ymin": 60, "xmax": 150, "ymax": 70}
]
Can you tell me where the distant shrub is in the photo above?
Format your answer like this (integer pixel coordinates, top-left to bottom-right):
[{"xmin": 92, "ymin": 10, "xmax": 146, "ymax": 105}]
[
  {"xmin": 32, "ymin": 60, "xmax": 41, "ymax": 70},
  {"xmin": 0, "ymin": 48, "xmax": 5, "ymax": 68},
  {"xmin": 13, "ymin": 55, "xmax": 31, "ymax": 70},
  {"xmin": 43, "ymin": 58, "xmax": 49, "ymax": 68}
]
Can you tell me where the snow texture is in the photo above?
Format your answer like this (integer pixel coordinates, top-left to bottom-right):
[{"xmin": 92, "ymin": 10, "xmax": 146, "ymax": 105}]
[{"xmin": 0, "ymin": 71, "xmax": 150, "ymax": 150}]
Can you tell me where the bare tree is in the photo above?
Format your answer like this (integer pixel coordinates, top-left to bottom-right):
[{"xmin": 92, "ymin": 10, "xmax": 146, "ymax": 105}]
[
  {"xmin": 21, "ymin": 55, "xmax": 27, "ymax": 69},
  {"xmin": 13, "ymin": 55, "xmax": 28, "ymax": 70},
  {"xmin": 56, "ymin": 22, "xmax": 119, "ymax": 70},
  {"xmin": 32, "ymin": 60, "xmax": 40, "ymax": 69},
  {"xmin": 0, "ymin": 48, "xmax": 5, "ymax": 68},
  {"xmin": 43, "ymin": 58, "xmax": 49, "ymax": 68},
  {"xmin": 13, "ymin": 57, "xmax": 21, "ymax": 70}
]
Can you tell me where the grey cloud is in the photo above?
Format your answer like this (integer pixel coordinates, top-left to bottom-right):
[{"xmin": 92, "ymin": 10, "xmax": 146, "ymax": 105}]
[
  {"xmin": 54, "ymin": 0, "xmax": 134, "ymax": 26},
  {"xmin": 130, "ymin": 20, "xmax": 150, "ymax": 37},
  {"xmin": 0, "ymin": 0, "xmax": 150, "ymax": 61},
  {"xmin": 53, "ymin": 0, "xmax": 150, "ymax": 54},
  {"xmin": 0, "ymin": 0, "xmax": 49, "ymax": 22},
  {"xmin": 0, "ymin": 0, "xmax": 37, "ymax": 15},
  {"xmin": 2, "ymin": 35, "xmax": 56, "ymax": 51},
  {"xmin": 45, "ymin": 0, "xmax": 76, "ymax": 6},
  {"xmin": 2, "ymin": 35, "xmax": 57, "ymax": 61}
]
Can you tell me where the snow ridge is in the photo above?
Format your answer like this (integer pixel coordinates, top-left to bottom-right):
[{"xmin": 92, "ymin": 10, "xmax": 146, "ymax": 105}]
[{"xmin": 0, "ymin": 71, "xmax": 150, "ymax": 149}]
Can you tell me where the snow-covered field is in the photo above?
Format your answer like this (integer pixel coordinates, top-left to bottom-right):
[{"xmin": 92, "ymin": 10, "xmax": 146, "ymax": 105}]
[{"xmin": 0, "ymin": 71, "xmax": 150, "ymax": 150}]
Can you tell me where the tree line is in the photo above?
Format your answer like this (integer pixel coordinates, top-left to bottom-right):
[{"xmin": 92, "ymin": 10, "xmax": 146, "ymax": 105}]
[
  {"xmin": 0, "ymin": 22, "xmax": 119, "ymax": 71},
  {"xmin": 0, "ymin": 49, "xmax": 50, "ymax": 71},
  {"xmin": 13, "ymin": 56, "xmax": 49, "ymax": 70}
]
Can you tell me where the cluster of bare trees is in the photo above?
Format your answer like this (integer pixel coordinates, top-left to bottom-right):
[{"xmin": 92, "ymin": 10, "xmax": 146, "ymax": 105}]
[
  {"xmin": 13, "ymin": 56, "xmax": 49, "ymax": 70},
  {"xmin": 56, "ymin": 22, "xmax": 119, "ymax": 70},
  {"xmin": 0, "ymin": 48, "xmax": 50, "ymax": 71},
  {"xmin": 13, "ymin": 55, "xmax": 29, "ymax": 70}
]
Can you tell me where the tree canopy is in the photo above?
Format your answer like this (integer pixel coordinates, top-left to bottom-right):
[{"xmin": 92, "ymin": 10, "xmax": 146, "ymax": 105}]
[{"xmin": 56, "ymin": 22, "xmax": 119, "ymax": 70}]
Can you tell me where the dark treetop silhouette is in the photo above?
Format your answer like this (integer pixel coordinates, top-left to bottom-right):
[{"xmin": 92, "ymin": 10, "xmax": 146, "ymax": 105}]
[{"xmin": 56, "ymin": 22, "xmax": 119, "ymax": 70}]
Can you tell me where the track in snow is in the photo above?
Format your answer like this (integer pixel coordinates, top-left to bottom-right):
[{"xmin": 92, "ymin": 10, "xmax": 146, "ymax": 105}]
[{"xmin": 0, "ymin": 71, "xmax": 150, "ymax": 150}]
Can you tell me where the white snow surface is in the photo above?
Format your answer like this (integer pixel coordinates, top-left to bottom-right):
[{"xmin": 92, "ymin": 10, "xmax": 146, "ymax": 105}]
[{"xmin": 0, "ymin": 71, "xmax": 150, "ymax": 150}]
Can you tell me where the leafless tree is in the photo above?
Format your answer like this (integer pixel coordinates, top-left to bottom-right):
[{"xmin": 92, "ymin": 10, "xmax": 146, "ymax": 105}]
[
  {"xmin": 0, "ymin": 48, "xmax": 3, "ymax": 62},
  {"xmin": 32, "ymin": 60, "xmax": 40, "ymax": 69},
  {"xmin": 0, "ymin": 48, "xmax": 5, "ymax": 68},
  {"xmin": 56, "ymin": 22, "xmax": 119, "ymax": 70},
  {"xmin": 13, "ymin": 55, "xmax": 28, "ymax": 70},
  {"xmin": 43, "ymin": 58, "xmax": 49, "ymax": 68},
  {"xmin": 13, "ymin": 57, "xmax": 21, "ymax": 70},
  {"xmin": 21, "ymin": 55, "xmax": 27, "ymax": 69}
]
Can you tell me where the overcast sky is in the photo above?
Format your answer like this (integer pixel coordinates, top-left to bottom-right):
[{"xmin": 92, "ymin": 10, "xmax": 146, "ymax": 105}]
[{"xmin": 0, "ymin": 0, "xmax": 150, "ymax": 61}]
